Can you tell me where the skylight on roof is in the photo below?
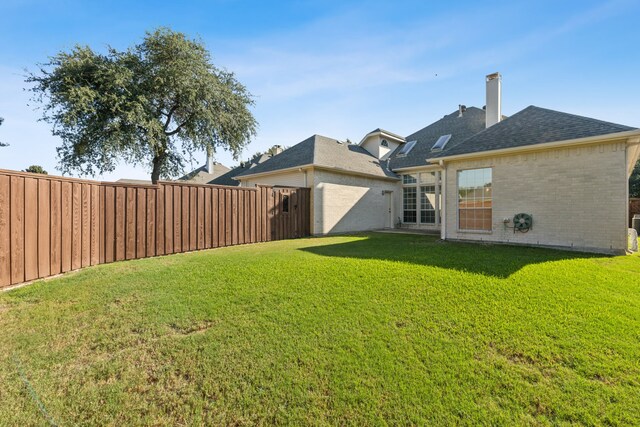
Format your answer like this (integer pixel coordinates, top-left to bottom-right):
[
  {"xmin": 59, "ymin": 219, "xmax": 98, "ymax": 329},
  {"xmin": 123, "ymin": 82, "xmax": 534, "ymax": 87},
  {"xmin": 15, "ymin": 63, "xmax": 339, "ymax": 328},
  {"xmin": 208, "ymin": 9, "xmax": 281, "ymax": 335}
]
[
  {"xmin": 397, "ymin": 140, "xmax": 417, "ymax": 156},
  {"xmin": 431, "ymin": 134, "xmax": 452, "ymax": 151}
]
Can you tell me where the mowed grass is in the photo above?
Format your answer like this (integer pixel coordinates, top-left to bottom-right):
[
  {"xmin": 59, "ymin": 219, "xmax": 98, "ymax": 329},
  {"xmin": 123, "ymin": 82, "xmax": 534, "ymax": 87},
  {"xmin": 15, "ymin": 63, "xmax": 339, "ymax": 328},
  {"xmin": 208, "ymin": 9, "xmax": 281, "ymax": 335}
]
[{"xmin": 1, "ymin": 233, "xmax": 640, "ymax": 426}]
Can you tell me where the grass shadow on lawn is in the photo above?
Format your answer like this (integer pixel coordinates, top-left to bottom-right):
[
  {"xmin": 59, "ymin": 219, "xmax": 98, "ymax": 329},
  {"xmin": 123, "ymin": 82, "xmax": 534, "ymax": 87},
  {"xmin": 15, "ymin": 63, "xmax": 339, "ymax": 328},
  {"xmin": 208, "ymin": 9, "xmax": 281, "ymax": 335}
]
[{"xmin": 299, "ymin": 232, "xmax": 601, "ymax": 278}]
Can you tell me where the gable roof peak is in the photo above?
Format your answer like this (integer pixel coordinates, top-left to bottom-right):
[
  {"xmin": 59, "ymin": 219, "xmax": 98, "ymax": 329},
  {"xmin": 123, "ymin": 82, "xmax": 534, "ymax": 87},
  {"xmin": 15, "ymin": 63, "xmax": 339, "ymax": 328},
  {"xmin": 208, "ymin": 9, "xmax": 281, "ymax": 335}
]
[{"xmin": 359, "ymin": 128, "xmax": 405, "ymax": 145}]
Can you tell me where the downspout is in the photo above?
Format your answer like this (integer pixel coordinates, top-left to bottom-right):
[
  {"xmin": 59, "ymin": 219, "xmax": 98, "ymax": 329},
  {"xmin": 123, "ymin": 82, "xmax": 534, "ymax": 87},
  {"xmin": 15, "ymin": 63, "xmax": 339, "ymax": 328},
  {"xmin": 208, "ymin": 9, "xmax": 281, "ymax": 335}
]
[
  {"xmin": 302, "ymin": 167, "xmax": 314, "ymax": 234},
  {"xmin": 439, "ymin": 160, "xmax": 446, "ymax": 240},
  {"xmin": 302, "ymin": 168, "xmax": 313, "ymax": 233}
]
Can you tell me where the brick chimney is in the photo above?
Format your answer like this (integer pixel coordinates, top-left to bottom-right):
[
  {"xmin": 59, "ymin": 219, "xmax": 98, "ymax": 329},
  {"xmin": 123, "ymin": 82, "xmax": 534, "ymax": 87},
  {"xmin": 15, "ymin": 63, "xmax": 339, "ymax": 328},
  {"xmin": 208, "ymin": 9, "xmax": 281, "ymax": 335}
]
[{"xmin": 485, "ymin": 72, "xmax": 502, "ymax": 128}]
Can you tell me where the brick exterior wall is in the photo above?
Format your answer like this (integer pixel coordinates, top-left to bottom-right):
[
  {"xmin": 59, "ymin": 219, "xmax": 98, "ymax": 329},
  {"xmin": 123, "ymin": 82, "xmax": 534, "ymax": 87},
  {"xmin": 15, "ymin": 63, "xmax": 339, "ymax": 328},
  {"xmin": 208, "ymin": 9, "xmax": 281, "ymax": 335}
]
[
  {"xmin": 443, "ymin": 141, "xmax": 629, "ymax": 254},
  {"xmin": 312, "ymin": 169, "xmax": 399, "ymax": 234},
  {"xmin": 238, "ymin": 168, "xmax": 399, "ymax": 235}
]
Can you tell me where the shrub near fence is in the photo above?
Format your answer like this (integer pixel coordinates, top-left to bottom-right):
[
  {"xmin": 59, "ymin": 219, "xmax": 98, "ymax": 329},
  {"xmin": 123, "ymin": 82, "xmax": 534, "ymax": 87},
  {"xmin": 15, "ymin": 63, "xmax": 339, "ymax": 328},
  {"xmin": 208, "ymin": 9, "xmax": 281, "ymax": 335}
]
[
  {"xmin": 0, "ymin": 169, "xmax": 311, "ymax": 289},
  {"xmin": 630, "ymin": 198, "xmax": 640, "ymax": 227}
]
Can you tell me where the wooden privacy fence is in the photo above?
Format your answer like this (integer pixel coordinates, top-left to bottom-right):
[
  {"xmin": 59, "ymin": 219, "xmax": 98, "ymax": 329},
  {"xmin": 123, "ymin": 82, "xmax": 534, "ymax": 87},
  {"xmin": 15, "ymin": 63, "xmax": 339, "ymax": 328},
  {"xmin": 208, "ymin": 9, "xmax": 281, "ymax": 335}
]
[{"xmin": 0, "ymin": 169, "xmax": 311, "ymax": 289}]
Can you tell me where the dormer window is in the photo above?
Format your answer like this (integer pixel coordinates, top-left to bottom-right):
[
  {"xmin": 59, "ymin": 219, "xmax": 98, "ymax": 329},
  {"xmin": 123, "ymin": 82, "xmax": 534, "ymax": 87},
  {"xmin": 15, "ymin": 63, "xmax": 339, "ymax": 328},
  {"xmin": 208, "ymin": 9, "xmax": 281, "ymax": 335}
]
[{"xmin": 380, "ymin": 139, "xmax": 389, "ymax": 147}]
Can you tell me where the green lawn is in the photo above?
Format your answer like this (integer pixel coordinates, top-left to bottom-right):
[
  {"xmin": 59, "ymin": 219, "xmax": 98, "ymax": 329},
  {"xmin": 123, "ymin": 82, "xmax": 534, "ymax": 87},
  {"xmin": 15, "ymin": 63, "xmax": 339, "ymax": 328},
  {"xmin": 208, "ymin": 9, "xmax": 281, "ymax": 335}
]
[{"xmin": 1, "ymin": 233, "xmax": 640, "ymax": 426}]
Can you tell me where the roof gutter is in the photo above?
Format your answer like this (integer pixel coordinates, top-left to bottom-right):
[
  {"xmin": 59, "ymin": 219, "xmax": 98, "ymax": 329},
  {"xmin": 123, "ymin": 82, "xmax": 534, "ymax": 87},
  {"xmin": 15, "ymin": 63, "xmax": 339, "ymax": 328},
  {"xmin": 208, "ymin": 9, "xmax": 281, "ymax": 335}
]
[
  {"xmin": 427, "ymin": 129, "xmax": 640, "ymax": 163},
  {"xmin": 392, "ymin": 164, "xmax": 443, "ymax": 173},
  {"xmin": 233, "ymin": 164, "xmax": 314, "ymax": 181},
  {"xmin": 313, "ymin": 165, "xmax": 400, "ymax": 181},
  {"xmin": 234, "ymin": 164, "xmax": 400, "ymax": 182}
]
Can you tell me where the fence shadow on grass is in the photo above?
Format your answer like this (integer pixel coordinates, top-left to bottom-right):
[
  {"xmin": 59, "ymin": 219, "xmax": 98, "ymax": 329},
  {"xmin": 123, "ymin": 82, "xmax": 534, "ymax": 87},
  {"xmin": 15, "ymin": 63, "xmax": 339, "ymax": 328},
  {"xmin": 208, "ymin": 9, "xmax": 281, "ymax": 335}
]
[{"xmin": 299, "ymin": 232, "xmax": 602, "ymax": 278}]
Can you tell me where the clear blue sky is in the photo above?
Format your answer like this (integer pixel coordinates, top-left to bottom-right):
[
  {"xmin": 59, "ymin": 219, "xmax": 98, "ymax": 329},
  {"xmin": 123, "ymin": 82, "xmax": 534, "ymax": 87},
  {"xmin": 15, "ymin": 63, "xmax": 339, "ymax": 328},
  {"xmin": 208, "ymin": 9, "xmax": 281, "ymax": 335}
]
[{"xmin": 1, "ymin": 0, "xmax": 639, "ymax": 180}]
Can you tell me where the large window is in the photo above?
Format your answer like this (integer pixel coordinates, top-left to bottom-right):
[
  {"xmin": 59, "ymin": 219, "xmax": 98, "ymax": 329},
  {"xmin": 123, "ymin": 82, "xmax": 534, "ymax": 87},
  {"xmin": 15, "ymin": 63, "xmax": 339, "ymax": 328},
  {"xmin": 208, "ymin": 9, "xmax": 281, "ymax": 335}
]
[
  {"xmin": 458, "ymin": 168, "xmax": 492, "ymax": 231},
  {"xmin": 403, "ymin": 187, "xmax": 417, "ymax": 223},
  {"xmin": 402, "ymin": 172, "xmax": 440, "ymax": 225},
  {"xmin": 420, "ymin": 185, "xmax": 436, "ymax": 224},
  {"xmin": 402, "ymin": 174, "xmax": 417, "ymax": 185}
]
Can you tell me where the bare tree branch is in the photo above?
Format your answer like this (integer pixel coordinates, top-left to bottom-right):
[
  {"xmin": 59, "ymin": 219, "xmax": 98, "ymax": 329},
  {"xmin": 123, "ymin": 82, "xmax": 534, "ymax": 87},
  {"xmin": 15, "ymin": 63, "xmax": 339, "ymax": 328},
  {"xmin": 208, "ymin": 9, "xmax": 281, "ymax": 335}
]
[{"xmin": 162, "ymin": 104, "xmax": 179, "ymax": 131}]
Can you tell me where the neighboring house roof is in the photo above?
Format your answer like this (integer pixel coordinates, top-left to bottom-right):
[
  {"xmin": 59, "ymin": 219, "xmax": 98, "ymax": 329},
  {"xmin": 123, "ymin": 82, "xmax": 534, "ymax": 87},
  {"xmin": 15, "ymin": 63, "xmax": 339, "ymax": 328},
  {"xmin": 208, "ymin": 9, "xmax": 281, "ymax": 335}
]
[
  {"xmin": 179, "ymin": 163, "xmax": 231, "ymax": 184},
  {"xmin": 430, "ymin": 105, "xmax": 637, "ymax": 159},
  {"xmin": 388, "ymin": 107, "xmax": 486, "ymax": 170},
  {"xmin": 208, "ymin": 164, "xmax": 252, "ymax": 186},
  {"xmin": 209, "ymin": 150, "xmax": 286, "ymax": 186},
  {"xmin": 236, "ymin": 134, "xmax": 399, "ymax": 180}
]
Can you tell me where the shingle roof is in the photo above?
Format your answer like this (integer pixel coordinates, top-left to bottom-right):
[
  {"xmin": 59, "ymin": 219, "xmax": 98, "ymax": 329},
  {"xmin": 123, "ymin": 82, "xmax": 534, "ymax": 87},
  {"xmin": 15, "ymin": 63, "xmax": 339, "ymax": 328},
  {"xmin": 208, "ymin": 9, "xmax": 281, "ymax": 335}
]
[
  {"xmin": 388, "ymin": 107, "xmax": 486, "ymax": 169},
  {"xmin": 221, "ymin": 106, "xmax": 637, "ymax": 182},
  {"xmin": 236, "ymin": 135, "xmax": 398, "ymax": 180},
  {"xmin": 430, "ymin": 105, "xmax": 637, "ymax": 159},
  {"xmin": 179, "ymin": 163, "xmax": 231, "ymax": 184}
]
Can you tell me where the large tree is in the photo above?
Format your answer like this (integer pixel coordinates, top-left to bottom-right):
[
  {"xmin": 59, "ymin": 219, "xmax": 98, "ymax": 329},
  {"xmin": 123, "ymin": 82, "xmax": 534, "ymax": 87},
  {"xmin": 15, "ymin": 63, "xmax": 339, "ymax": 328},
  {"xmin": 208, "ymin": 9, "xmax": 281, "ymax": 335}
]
[
  {"xmin": 28, "ymin": 28, "xmax": 257, "ymax": 183},
  {"xmin": 0, "ymin": 117, "xmax": 7, "ymax": 147}
]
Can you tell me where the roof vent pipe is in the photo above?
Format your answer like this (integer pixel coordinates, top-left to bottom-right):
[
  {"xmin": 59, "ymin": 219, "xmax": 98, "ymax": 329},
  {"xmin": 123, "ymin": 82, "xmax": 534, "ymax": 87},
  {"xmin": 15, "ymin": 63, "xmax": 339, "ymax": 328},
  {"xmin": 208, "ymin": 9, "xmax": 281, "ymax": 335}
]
[
  {"xmin": 485, "ymin": 72, "xmax": 502, "ymax": 128},
  {"xmin": 458, "ymin": 104, "xmax": 467, "ymax": 117}
]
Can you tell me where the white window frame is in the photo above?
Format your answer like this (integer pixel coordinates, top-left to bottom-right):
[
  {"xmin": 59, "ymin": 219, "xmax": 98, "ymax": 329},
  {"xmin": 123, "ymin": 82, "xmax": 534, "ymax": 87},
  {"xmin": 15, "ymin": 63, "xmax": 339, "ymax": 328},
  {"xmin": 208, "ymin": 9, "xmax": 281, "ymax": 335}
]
[
  {"xmin": 456, "ymin": 167, "xmax": 493, "ymax": 232},
  {"xmin": 401, "ymin": 172, "xmax": 441, "ymax": 227},
  {"xmin": 420, "ymin": 184, "xmax": 437, "ymax": 224},
  {"xmin": 402, "ymin": 183, "xmax": 417, "ymax": 223}
]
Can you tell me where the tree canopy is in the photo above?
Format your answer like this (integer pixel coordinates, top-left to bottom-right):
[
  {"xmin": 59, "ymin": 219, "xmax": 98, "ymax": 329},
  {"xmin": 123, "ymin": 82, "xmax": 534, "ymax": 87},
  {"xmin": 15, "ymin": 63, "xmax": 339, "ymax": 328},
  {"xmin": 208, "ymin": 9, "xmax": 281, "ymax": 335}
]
[
  {"xmin": 240, "ymin": 144, "xmax": 286, "ymax": 166},
  {"xmin": 630, "ymin": 160, "xmax": 640, "ymax": 198},
  {"xmin": 23, "ymin": 165, "xmax": 48, "ymax": 174},
  {"xmin": 28, "ymin": 27, "xmax": 257, "ymax": 183}
]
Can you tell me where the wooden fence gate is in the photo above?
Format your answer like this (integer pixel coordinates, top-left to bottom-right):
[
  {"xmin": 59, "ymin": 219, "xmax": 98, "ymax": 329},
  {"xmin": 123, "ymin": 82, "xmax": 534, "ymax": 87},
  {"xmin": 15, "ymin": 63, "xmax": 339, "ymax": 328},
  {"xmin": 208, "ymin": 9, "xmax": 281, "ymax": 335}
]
[
  {"xmin": 0, "ymin": 169, "xmax": 311, "ymax": 289},
  {"xmin": 266, "ymin": 186, "xmax": 310, "ymax": 241}
]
